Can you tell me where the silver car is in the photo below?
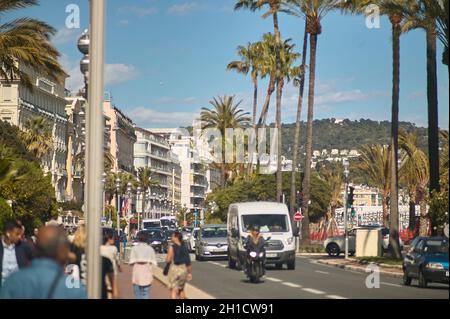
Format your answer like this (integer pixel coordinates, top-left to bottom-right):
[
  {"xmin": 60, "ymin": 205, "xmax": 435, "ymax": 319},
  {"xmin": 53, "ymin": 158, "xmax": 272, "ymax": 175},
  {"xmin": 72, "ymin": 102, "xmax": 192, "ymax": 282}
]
[{"xmin": 195, "ymin": 224, "xmax": 228, "ymax": 261}]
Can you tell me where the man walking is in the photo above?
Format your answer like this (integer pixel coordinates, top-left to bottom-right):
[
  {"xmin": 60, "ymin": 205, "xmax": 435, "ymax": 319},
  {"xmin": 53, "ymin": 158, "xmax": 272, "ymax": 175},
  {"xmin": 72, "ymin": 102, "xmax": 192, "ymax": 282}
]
[
  {"xmin": 0, "ymin": 225, "xmax": 87, "ymax": 299},
  {"xmin": 0, "ymin": 220, "xmax": 31, "ymax": 287}
]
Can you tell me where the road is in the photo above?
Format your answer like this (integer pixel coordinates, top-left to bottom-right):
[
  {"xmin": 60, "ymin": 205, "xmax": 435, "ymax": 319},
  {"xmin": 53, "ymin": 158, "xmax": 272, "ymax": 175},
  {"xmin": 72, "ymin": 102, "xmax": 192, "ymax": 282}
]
[{"xmin": 157, "ymin": 254, "xmax": 448, "ymax": 299}]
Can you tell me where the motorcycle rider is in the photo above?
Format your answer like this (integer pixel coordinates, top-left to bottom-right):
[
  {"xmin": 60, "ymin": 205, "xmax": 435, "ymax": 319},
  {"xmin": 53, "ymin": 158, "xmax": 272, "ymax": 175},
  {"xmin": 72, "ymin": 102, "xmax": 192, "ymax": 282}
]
[{"xmin": 245, "ymin": 225, "xmax": 266, "ymax": 275}]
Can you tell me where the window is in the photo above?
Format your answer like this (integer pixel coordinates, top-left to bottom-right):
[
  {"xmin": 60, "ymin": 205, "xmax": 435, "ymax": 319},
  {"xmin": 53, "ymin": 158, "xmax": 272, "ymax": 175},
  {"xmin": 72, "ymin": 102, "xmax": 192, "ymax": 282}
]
[
  {"xmin": 241, "ymin": 214, "xmax": 289, "ymax": 233},
  {"xmin": 2, "ymin": 85, "xmax": 12, "ymax": 101}
]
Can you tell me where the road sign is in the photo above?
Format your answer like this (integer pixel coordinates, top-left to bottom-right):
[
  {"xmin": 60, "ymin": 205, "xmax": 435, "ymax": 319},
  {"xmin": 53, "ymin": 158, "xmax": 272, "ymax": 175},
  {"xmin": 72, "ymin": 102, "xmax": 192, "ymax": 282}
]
[{"xmin": 294, "ymin": 212, "xmax": 303, "ymax": 221}]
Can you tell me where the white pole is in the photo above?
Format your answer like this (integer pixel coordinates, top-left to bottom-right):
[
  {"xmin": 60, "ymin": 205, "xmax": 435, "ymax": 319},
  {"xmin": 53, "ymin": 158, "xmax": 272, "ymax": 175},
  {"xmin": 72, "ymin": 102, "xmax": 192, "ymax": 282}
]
[
  {"xmin": 86, "ymin": 0, "xmax": 105, "ymax": 299},
  {"xmin": 344, "ymin": 173, "xmax": 349, "ymax": 259}
]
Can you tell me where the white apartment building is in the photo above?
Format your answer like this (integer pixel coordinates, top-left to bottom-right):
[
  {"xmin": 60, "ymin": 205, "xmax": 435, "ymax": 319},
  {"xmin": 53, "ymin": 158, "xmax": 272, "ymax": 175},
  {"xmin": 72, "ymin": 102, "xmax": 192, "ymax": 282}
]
[
  {"xmin": 0, "ymin": 63, "xmax": 68, "ymax": 201},
  {"xmin": 134, "ymin": 127, "xmax": 182, "ymax": 218}
]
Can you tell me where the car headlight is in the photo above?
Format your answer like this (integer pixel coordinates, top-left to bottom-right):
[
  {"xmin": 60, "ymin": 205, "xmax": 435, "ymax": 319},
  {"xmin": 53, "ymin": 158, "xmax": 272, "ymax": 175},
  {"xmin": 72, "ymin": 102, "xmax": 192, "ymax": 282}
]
[
  {"xmin": 151, "ymin": 241, "xmax": 161, "ymax": 245},
  {"xmin": 259, "ymin": 252, "xmax": 264, "ymax": 257},
  {"xmin": 249, "ymin": 251, "xmax": 257, "ymax": 258},
  {"xmin": 426, "ymin": 262, "xmax": 444, "ymax": 270},
  {"xmin": 286, "ymin": 237, "xmax": 294, "ymax": 245}
]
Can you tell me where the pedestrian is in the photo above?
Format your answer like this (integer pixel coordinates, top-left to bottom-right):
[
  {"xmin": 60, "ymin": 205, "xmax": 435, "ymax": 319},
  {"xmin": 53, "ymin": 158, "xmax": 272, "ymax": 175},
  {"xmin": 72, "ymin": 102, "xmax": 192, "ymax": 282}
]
[
  {"xmin": 101, "ymin": 229, "xmax": 121, "ymax": 299},
  {"xmin": 0, "ymin": 225, "xmax": 87, "ymax": 299},
  {"xmin": 68, "ymin": 224, "xmax": 87, "ymax": 286},
  {"xmin": 129, "ymin": 231, "xmax": 157, "ymax": 299},
  {"xmin": 165, "ymin": 231, "xmax": 192, "ymax": 299},
  {"xmin": 0, "ymin": 220, "xmax": 32, "ymax": 288},
  {"xmin": 101, "ymin": 256, "xmax": 115, "ymax": 300},
  {"xmin": 31, "ymin": 228, "xmax": 39, "ymax": 244}
]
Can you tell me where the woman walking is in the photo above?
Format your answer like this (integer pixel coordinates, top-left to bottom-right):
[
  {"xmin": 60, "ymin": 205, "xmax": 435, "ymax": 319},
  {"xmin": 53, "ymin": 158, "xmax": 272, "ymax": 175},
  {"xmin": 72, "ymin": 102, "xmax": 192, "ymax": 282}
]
[
  {"xmin": 129, "ymin": 231, "xmax": 157, "ymax": 299},
  {"xmin": 166, "ymin": 231, "xmax": 192, "ymax": 299}
]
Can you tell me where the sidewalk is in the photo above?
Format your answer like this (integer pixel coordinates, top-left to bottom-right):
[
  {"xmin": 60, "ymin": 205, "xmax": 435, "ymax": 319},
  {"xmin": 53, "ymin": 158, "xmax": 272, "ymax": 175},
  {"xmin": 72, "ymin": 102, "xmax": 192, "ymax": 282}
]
[
  {"xmin": 316, "ymin": 258, "xmax": 404, "ymax": 278},
  {"xmin": 117, "ymin": 264, "xmax": 170, "ymax": 299}
]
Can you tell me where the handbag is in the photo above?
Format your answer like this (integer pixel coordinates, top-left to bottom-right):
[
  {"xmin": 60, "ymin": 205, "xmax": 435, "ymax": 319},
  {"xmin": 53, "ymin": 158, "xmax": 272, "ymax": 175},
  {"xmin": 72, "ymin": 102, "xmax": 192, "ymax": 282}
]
[{"xmin": 163, "ymin": 262, "xmax": 171, "ymax": 276}]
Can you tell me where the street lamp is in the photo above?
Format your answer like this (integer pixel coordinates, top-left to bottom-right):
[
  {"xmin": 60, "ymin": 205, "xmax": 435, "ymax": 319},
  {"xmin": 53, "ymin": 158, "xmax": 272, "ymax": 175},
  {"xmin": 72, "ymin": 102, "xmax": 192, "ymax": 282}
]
[
  {"xmin": 78, "ymin": 30, "xmax": 89, "ymax": 99},
  {"xmin": 136, "ymin": 186, "xmax": 142, "ymax": 232},
  {"xmin": 115, "ymin": 176, "xmax": 121, "ymax": 235},
  {"xmin": 343, "ymin": 158, "xmax": 350, "ymax": 260},
  {"xmin": 126, "ymin": 182, "xmax": 133, "ymax": 239},
  {"xmin": 101, "ymin": 172, "xmax": 107, "ymax": 224}
]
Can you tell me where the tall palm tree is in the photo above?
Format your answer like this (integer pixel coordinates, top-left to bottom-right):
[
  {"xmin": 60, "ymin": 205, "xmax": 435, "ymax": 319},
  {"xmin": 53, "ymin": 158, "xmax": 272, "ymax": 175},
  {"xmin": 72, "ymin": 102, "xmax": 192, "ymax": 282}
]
[
  {"xmin": 402, "ymin": 0, "xmax": 441, "ymax": 196},
  {"xmin": 357, "ymin": 144, "xmax": 392, "ymax": 227},
  {"xmin": 227, "ymin": 42, "xmax": 263, "ymax": 125},
  {"xmin": 319, "ymin": 165, "xmax": 343, "ymax": 237},
  {"xmin": 341, "ymin": 0, "xmax": 414, "ymax": 259},
  {"xmin": 288, "ymin": 0, "xmax": 341, "ymax": 245},
  {"xmin": 399, "ymin": 130, "xmax": 429, "ymax": 233},
  {"xmin": 136, "ymin": 167, "xmax": 159, "ymax": 192},
  {"xmin": 22, "ymin": 116, "xmax": 53, "ymax": 160},
  {"xmin": 426, "ymin": 0, "xmax": 448, "ymax": 71},
  {"xmin": 199, "ymin": 95, "xmax": 251, "ymax": 186},
  {"xmin": 0, "ymin": 0, "xmax": 66, "ymax": 89},
  {"xmin": 235, "ymin": 0, "xmax": 289, "ymax": 203}
]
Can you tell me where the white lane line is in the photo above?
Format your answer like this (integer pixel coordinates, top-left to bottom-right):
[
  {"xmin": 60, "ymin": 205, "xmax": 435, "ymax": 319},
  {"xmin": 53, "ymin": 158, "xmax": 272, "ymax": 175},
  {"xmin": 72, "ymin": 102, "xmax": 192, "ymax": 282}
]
[
  {"xmin": 381, "ymin": 282, "xmax": 402, "ymax": 288},
  {"xmin": 282, "ymin": 282, "xmax": 302, "ymax": 288},
  {"xmin": 265, "ymin": 277, "xmax": 283, "ymax": 282},
  {"xmin": 302, "ymin": 288, "xmax": 325, "ymax": 295},
  {"xmin": 315, "ymin": 270, "xmax": 330, "ymax": 275},
  {"xmin": 217, "ymin": 264, "xmax": 227, "ymax": 268},
  {"xmin": 326, "ymin": 295, "xmax": 348, "ymax": 299}
]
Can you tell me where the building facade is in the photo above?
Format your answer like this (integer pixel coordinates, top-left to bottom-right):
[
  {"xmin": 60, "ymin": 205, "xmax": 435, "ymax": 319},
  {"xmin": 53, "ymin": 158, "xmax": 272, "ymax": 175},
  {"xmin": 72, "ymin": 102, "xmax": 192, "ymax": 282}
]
[{"xmin": 0, "ymin": 63, "xmax": 68, "ymax": 201}]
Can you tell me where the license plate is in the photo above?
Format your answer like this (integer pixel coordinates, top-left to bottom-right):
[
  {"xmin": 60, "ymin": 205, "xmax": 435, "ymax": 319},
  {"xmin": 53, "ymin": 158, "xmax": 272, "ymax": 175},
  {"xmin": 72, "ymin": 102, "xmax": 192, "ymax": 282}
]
[{"xmin": 266, "ymin": 253, "xmax": 277, "ymax": 258}]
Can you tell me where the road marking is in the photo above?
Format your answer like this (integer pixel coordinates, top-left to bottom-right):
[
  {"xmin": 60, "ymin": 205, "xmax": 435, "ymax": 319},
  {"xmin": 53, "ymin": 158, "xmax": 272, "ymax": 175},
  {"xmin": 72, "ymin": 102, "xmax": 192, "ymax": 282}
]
[
  {"xmin": 315, "ymin": 270, "xmax": 329, "ymax": 275},
  {"xmin": 282, "ymin": 282, "xmax": 302, "ymax": 288},
  {"xmin": 381, "ymin": 282, "xmax": 402, "ymax": 288},
  {"xmin": 265, "ymin": 277, "xmax": 283, "ymax": 282},
  {"xmin": 326, "ymin": 295, "xmax": 347, "ymax": 299},
  {"xmin": 302, "ymin": 288, "xmax": 325, "ymax": 295}
]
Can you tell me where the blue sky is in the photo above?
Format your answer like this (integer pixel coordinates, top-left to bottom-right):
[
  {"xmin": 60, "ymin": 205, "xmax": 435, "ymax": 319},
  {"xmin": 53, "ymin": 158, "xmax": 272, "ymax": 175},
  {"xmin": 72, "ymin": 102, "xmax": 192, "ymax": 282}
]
[{"xmin": 6, "ymin": 0, "xmax": 449, "ymax": 128}]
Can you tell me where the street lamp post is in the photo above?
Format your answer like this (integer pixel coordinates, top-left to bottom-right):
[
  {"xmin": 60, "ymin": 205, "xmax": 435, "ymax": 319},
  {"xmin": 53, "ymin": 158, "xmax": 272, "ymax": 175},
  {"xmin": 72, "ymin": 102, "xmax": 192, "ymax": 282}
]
[
  {"xmin": 343, "ymin": 159, "xmax": 350, "ymax": 260},
  {"xmin": 101, "ymin": 172, "xmax": 107, "ymax": 223},
  {"xmin": 127, "ymin": 182, "xmax": 132, "ymax": 240},
  {"xmin": 136, "ymin": 186, "xmax": 142, "ymax": 232},
  {"xmin": 115, "ymin": 177, "xmax": 121, "ymax": 235}
]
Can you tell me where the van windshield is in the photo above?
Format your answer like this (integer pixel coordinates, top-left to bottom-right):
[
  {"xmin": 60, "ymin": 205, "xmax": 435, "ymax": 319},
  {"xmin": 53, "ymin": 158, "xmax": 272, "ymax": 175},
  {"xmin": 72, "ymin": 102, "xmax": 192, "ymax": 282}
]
[
  {"xmin": 143, "ymin": 221, "xmax": 160, "ymax": 229},
  {"xmin": 241, "ymin": 215, "xmax": 289, "ymax": 233}
]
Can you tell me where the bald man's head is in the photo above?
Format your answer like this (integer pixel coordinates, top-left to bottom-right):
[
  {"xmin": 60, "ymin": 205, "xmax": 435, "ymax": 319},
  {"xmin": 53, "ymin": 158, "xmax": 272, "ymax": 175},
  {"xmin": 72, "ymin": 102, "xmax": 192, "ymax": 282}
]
[{"xmin": 36, "ymin": 226, "xmax": 69, "ymax": 265}]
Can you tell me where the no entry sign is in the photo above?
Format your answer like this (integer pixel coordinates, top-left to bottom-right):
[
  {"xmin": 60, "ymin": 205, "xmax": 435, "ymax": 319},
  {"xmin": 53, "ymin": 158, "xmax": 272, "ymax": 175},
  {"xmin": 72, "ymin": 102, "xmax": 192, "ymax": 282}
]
[{"xmin": 294, "ymin": 212, "xmax": 303, "ymax": 221}]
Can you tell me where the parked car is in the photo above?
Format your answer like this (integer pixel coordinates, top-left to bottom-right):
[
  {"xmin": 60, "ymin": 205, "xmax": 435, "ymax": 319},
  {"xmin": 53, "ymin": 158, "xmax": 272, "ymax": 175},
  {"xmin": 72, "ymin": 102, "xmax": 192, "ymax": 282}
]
[
  {"xmin": 324, "ymin": 226, "xmax": 403, "ymax": 257},
  {"xmin": 195, "ymin": 224, "xmax": 228, "ymax": 261},
  {"xmin": 134, "ymin": 228, "xmax": 168, "ymax": 253},
  {"xmin": 403, "ymin": 236, "xmax": 449, "ymax": 288},
  {"xmin": 187, "ymin": 227, "xmax": 200, "ymax": 253}
]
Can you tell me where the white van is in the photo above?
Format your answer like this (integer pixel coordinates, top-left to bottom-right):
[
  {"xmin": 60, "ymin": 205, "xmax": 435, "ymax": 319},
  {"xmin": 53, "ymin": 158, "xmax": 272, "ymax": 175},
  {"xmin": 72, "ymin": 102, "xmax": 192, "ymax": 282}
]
[{"xmin": 227, "ymin": 202, "xmax": 297, "ymax": 270}]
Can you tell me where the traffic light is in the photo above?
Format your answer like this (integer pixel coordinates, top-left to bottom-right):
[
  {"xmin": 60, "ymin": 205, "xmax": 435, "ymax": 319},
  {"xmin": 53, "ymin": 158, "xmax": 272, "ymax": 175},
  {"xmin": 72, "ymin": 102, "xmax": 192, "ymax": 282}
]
[
  {"xmin": 347, "ymin": 186, "xmax": 355, "ymax": 208},
  {"xmin": 351, "ymin": 208, "xmax": 356, "ymax": 218}
]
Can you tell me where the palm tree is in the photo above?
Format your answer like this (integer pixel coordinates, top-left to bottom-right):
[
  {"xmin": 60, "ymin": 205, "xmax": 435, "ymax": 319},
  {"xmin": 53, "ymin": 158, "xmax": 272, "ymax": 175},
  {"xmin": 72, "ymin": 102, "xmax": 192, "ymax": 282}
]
[
  {"xmin": 426, "ymin": 0, "xmax": 448, "ymax": 71},
  {"xmin": 235, "ymin": 0, "xmax": 290, "ymax": 203},
  {"xmin": 319, "ymin": 165, "xmax": 343, "ymax": 237},
  {"xmin": 399, "ymin": 130, "xmax": 429, "ymax": 234},
  {"xmin": 0, "ymin": 0, "xmax": 66, "ymax": 89},
  {"xmin": 227, "ymin": 42, "xmax": 263, "ymax": 125},
  {"xmin": 341, "ymin": 0, "xmax": 413, "ymax": 260},
  {"xmin": 402, "ymin": 0, "xmax": 441, "ymax": 196},
  {"xmin": 22, "ymin": 116, "xmax": 53, "ymax": 160},
  {"xmin": 357, "ymin": 144, "xmax": 392, "ymax": 227},
  {"xmin": 136, "ymin": 167, "xmax": 159, "ymax": 192},
  {"xmin": 199, "ymin": 96, "xmax": 251, "ymax": 186},
  {"xmin": 288, "ymin": 0, "xmax": 341, "ymax": 245}
]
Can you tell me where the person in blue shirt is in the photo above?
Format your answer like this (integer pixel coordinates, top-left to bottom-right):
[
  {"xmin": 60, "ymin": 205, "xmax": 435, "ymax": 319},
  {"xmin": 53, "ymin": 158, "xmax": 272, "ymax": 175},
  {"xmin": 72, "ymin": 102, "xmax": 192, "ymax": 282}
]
[{"xmin": 0, "ymin": 225, "xmax": 87, "ymax": 299}]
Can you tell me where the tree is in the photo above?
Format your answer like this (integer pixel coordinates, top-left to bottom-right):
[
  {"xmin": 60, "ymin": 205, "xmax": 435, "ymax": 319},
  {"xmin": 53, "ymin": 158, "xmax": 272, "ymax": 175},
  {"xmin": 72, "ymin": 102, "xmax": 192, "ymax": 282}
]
[
  {"xmin": 402, "ymin": 0, "xmax": 441, "ymax": 196},
  {"xmin": 399, "ymin": 130, "xmax": 429, "ymax": 234},
  {"xmin": 227, "ymin": 42, "xmax": 263, "ymax": 125},
  {"xmin": 199, "ymin": 95, "xmax": 251, "ymax": 186},
  {"xmin": 22, "ymin": 116, "xmax": 53, "ymax": 160},
  {"xmin": 288, "ymin": 0, "xmax": 341, "ymax": 245},
  {"xmin": 235, "ymin": 0, "xmax": 289, "ymax": 204},
  {"xmin": 0, "ymin": 0, "xmax": 66, "ymax": 89},
  {"xmin": 356, "ymin": 144, "xmax": 391, "ymax": 226}
]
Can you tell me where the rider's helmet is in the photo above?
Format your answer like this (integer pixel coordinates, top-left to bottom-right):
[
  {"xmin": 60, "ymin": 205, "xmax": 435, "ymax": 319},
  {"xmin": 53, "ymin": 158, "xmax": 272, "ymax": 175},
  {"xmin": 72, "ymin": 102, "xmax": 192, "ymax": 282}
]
[{"xmin": 250, "ymin": 225, "xmax": 260, "ymax": 233}]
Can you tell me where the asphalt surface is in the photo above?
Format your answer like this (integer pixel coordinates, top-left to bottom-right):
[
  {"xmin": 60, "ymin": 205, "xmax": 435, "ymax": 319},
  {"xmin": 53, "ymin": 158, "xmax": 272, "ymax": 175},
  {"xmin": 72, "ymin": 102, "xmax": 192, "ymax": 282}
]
[{"xmin": 157, "ymin": 254, "xmax": 449, "ymax": 299}]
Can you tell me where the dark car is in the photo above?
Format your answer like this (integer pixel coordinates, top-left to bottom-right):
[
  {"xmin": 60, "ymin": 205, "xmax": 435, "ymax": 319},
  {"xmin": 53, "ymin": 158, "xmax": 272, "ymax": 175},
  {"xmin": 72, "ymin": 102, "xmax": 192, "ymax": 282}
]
[
  {"xmin": 403, "ymin": 236, "xmax": 449, "ymax": 288},
  {"xmin": 135, "ymin": 228, "xmax": 168, "ymax": 253},
  {"xmin": 164, "ymin": 229, "xmax": 176, "ymax": 242}
]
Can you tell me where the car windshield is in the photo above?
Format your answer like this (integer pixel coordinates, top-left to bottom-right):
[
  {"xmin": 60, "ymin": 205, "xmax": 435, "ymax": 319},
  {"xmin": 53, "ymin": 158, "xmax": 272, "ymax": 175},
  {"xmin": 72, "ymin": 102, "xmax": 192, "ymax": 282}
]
[
  {"xmin": 425, "ymin": 239, "xmax": 449, "ymax": 254},
  {"xmin": 241, "ymin": 215, "xmax": 289, "ymax": 233},
  {"xmin": 143, "ymin": 221, "xmax": 160, "ymax": 229},
  {"xmin": 161, "ymin": 219, "xmax": 176, "ymax": 228},
  {"xmin": 141, "ymin": 230, "xmax": 163, "ymax": 239},
  {"xmin": 201, "ymin": 227, "xmax": 227, "ymax": 238}
]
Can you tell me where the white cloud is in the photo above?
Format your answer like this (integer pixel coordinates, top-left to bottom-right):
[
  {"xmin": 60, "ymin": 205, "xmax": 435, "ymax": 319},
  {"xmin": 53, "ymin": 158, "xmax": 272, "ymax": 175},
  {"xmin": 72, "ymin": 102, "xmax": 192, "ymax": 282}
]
[
  {"xmin": 155, "ymin": 96, "xmax": 198, "ymax": 104},
  {"xmin": 168, "ymin": 2, "xmax": 203, "ymax": 15},
  {"xmin": 118, "ymin": 6, "xmax": 158, "ymax": 17},
  {"xmin": 127, "ymin": 107, "xmax": 199, "ymax": 126},
  {"xmin": 52, "ymin": 27, "xmax": 79, "ymax": 45},
  {"xmin": 105, "ymin": 64, "xmax": 138, "ymax": 86}
]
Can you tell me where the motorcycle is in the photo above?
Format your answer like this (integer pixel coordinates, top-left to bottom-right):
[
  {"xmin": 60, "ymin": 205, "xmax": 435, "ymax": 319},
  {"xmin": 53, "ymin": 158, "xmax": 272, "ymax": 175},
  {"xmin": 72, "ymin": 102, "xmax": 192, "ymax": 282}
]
[{"xmin": 244, "ymin": 236, "xmax": 270, "ymax": 283}]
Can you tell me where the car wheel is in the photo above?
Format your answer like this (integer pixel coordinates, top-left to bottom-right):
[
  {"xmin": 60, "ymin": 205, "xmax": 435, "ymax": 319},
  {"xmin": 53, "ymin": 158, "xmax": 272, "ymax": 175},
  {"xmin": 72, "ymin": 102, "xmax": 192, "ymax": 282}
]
[
  {"xmin": 287, "ymin": 260, "xmax": 296, "ymax": 270},
  {"xmin": 403, "ymin": 270, "xmax": 412, "ymax": 286},
  {"xmin": 326, "ymin": 243, "xmax": 340, "ymax": 257},
  {"xmin": 275, "ymin": 263, "xmax": 283, "ymax": 270},
  {"xmin": 418, "ymin": 269, "xmax": 428, "ymax": 288}
]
